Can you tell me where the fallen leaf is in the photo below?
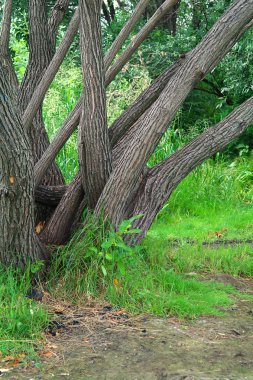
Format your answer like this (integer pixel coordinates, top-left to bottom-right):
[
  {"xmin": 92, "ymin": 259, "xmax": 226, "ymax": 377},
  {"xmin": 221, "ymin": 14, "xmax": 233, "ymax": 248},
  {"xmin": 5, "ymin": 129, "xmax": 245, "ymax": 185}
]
[
  {"xmin": 39, "ymin": 350, "xmax": 54, "ymax": 358},
  {"xmin": 0, "ymin": 355, "xmax": 15, "ymax": 362},
  {"xmin": 35, "ymin": 221, "xmax": 45, "ymax": 235},
  {"xmin": 46, "ymin": 343, "xmax": 58, "ymax": 350}
]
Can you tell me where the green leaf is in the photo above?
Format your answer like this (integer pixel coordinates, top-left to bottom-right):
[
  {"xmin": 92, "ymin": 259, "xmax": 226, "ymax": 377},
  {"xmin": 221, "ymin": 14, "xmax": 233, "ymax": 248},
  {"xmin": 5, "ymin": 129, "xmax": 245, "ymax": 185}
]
[
  {"xmin": 101, "ymin": 239, "xmax": 114, "ymax": 249},
  {"xmin": 105, "ymin": 253, "xmax": 113, "ymax": 261},
  {"xmin": 88, "ymin": 246, "xmax": 98, "ymax": 253},
  {"xmin": 126, "ymin": 228, "xmax": 141, "ymax": 235},
  {"xmin": 118, "ymin": 261, "xmax": 126, "ymax": 276},
  {"xmin": 101, "ymin": 265, "xmax": 107, "ymax": 277}
]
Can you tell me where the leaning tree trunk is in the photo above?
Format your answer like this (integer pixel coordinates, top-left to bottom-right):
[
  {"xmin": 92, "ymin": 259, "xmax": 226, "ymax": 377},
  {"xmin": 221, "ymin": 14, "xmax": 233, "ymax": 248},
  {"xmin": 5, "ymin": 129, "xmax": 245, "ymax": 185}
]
[{"xmin": 0, "ymin": 62, "xmax": 46, "ymax": 268}]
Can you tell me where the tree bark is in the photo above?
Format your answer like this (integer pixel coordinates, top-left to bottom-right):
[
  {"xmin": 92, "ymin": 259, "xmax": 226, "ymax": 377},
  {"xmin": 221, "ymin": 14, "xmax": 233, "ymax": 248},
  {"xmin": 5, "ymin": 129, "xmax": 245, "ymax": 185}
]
[
  {"xmin": 35, "ymin": 185, "xmax": 68, "ymax": 206},
  {"xmin": 40, "ymin": 174, "xmax": 84, "ymax": 244},
  {"xmin": 0, "ymin": 62, "xmax": 46, "ymax": 268},
  {"xmin": 78, "ymin": 0, "xmax": 111, "ymax": 209},
  {"xmin": 129, "ymin": 95, "xmax": 253, "ymax": 243}
]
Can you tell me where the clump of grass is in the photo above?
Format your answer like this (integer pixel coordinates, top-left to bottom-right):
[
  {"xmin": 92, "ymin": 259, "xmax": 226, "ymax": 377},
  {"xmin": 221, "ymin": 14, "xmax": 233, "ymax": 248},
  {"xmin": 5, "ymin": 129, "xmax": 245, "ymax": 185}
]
[{"xmin": 0, "ymin": 266, "xmax": 48, "ymax": 358}]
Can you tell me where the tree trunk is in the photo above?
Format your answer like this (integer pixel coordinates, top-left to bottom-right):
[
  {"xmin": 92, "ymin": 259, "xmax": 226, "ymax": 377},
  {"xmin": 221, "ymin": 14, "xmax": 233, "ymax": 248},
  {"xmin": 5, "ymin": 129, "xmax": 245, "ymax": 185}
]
[
  {"xmin": 0, "ymin": 62, "xmax": 46, "ymax": 268},
  {"xmin": 78, "ymin": 0, "xmax": 112, "ymax": 208}
]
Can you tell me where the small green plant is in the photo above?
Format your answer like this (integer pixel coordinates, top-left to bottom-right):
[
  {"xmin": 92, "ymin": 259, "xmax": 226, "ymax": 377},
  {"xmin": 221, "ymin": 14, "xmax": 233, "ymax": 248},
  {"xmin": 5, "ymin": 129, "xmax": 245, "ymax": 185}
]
[
  {"xmin": 84, "ymin": 214, "xmax": 143, "ymax": 277},
  {"xmin": 30, "ymin": 260, "xmax": 45, "ymax": 274}
]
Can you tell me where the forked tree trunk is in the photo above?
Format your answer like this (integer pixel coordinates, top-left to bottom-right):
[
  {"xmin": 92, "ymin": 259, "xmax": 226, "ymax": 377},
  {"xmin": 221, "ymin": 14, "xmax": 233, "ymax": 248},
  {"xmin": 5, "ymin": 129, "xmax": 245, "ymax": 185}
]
[{"xmin": 0, "ymin": 62, "xmax": 46, "ymax": 268}]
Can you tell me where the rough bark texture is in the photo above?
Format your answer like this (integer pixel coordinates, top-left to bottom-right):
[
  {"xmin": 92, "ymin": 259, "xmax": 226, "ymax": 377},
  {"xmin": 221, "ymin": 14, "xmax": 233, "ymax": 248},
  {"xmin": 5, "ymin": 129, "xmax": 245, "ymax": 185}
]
[
  {"xmin": 129, "ymin": 96, "xmax": 253, "ymax": 243},
  {"xmin": 35, "ymin": 185, "xmax": 68, "ymax": 206},
  {"xmin": 0, "ymin": 62, "xmax": 46, "ymax": 268},
  {"xmin": 78, "ymin": 0, "xmax": 112, "ymax": 208},
  {"xmin": 95, "ymin": 0, "xmax": 253, "ymax": 226}
]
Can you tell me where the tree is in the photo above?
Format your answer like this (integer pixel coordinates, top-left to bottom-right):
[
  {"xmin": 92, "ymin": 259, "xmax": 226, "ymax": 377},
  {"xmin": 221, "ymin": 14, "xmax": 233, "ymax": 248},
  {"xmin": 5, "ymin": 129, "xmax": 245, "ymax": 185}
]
[{"xmin": 1, "ymin": 0, "xmax": 253, "ymax": 267}]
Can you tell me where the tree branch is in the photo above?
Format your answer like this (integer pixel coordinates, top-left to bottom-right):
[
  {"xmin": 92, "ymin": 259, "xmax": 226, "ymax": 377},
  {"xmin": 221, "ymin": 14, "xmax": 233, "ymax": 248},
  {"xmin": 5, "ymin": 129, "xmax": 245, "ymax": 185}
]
[{"xmin": 104, "ymin": 0, "xmax": 150, "ymax": 71}]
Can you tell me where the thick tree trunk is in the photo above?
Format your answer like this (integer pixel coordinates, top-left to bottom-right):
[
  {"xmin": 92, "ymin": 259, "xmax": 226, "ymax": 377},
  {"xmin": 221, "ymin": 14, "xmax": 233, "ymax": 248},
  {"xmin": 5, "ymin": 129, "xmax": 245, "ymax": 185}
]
[
  {"xmin": 78, "ymin": 0, "xmax": 112, "ymax": 208},
  {"xmin": 129, "ymin": 96, "xmax": 253, "ymax": 243},
  {"xmin": 0, "ymin": 62, "xmax": 46, "ymax": 268}
]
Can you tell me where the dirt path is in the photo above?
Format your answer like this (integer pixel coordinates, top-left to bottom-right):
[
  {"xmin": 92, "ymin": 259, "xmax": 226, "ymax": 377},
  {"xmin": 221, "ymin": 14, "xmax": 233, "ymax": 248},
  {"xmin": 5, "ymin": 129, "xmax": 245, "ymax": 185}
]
[{"xmin": 5, "ymin": 276, "xmax": 253, "ymax": 380}]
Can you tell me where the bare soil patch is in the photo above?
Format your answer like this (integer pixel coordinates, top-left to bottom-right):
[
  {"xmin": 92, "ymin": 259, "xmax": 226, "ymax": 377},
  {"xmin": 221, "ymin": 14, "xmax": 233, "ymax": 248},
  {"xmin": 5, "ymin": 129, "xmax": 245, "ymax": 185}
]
[{"xmin": 5, "ymin": 277, "xmax": 253, "ymax": 380}]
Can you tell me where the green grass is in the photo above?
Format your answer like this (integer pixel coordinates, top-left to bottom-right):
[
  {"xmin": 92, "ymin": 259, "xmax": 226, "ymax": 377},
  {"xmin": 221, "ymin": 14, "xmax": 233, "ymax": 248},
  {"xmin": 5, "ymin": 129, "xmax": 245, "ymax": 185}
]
[{"xmin": 0, "ymin": 267, "xmax": 48, "ymax": 358}]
